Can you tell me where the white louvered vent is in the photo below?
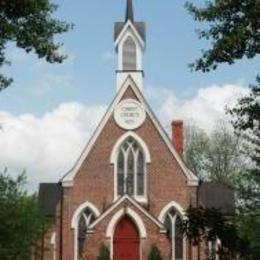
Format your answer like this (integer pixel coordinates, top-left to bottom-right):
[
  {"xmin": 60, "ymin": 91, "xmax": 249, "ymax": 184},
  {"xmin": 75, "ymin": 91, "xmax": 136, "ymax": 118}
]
[{"xmin": 123, "ymin": 36, "xmax": 137, "ymax": 70}]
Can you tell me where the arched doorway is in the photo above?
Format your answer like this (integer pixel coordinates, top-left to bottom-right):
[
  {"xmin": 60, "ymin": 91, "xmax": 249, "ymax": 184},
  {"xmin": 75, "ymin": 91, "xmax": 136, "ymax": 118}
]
[{"xmin": 113, "ymin": 216, "xmax": 140, "ymax": 260}]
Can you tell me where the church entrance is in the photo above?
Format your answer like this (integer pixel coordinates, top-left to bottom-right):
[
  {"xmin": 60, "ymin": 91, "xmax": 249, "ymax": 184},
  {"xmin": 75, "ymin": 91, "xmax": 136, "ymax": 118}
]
[{"xmin": 113, "ymin": 216, "xmax": 140, "ymax": 260}]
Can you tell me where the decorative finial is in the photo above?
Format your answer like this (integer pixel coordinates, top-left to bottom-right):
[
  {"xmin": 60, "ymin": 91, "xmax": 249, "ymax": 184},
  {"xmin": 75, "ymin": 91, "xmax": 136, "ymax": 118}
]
[{"xmin": 125, "ymin": 0, "xmax": 134, "ymax": 22}]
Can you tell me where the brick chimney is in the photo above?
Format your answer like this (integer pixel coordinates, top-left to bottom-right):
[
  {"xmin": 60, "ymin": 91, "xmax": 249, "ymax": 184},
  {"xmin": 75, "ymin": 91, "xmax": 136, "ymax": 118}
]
[{"xmin": 171, "ymin": 120, "xmax": 184, "ymax": 156}]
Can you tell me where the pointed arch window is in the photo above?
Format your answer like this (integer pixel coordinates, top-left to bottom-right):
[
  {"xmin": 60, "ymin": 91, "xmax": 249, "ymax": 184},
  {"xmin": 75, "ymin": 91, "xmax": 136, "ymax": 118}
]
[
  {"xmin": 77, "ymin": 208, "xmax": 97, "ymax": 260},
  {"xmin": 164, "ymin": 208, "xmax": 185, "ymax": 260},
  {"xmin": 116, "ymin": 137, "xmax": 146, "ymax": 199},
  {"xmin": 123, "ymin": 36, "xmax": 137, "ymax": 70}
]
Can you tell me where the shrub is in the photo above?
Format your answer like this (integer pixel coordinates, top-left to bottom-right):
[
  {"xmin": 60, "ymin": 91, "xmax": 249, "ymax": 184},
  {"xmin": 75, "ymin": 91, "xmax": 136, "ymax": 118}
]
[{"xmin": 148, "ymin": 245, "xmax": 162, "ymax": 260}]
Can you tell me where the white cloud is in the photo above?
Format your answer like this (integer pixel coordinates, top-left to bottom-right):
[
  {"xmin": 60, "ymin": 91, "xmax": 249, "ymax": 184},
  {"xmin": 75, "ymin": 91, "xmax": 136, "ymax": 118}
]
[
  {"xmin": 146, "ymin": 83, "xmax": 248, "ymax": 133},
  {"xmin": 0, "ymin": 83, "xmax": 249, "ymax": 190},
  {"xmin": 0, "ymin": 103, "xmax": 106, "ymax": 190}
]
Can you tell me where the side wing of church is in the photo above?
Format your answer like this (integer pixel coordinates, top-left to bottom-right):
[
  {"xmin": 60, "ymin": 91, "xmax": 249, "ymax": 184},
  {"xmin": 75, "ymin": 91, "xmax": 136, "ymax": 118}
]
[{"xmin": 35, "ymin": 1, "xmax": 234, "ymax": 260}]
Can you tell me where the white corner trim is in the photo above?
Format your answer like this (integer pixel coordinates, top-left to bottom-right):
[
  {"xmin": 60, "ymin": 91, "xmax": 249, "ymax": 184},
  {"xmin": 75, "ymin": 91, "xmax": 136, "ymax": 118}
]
[
  {"xmin": 115, "ymin": 20, "xmax": 145, "ymax": 49},
  {"xmin": 158, "ymin": 201, "xmax": 187, "ymax": 223},
  {"xmin": 61, "ymin": 75, "xmax": 198, "ymax": 186},
  {"xmin": 110, "ymin": 131, "xmax": 151, "ymax": 164},
  {"xmin": 106, "ymin": 207, "xmax": 147, "ymax": 238},
  {"xmin": 71, "ymin": 201, "xmax": 101, "ymax": 229},
  {"xmin": 50, "ymin": 232, "xmax": 56, "ymax": 245}
]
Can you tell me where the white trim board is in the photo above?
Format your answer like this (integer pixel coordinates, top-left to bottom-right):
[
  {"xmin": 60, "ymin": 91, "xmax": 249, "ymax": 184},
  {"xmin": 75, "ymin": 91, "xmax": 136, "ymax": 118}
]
[
  {"xmin": 114, "ymin": 20, "xmax": 145, "ymax": 50},
  {"xmin": 88, "ymin": 194, "xmax": 165, "ymax": 232},
  {"xmin": 61, "ymin": 76, "xmax": 199, "ymax": 187},
  {"xmin": 106, "ymin": 207, "xmax": 147, "ymax": 238}
]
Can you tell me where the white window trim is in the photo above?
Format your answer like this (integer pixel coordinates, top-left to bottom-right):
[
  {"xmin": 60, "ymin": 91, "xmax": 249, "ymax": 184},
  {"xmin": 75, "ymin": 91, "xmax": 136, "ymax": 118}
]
[
  {"xmin": 111, "ymin": 132, "xmax": 151, "ymax": 203},
  {"xmin": 158, "ymin": 201, "xmax": 187, "ymax": 260},
  {"xmin": 71, "ymin": 202, "xmax": 101, "ymax": 260},
  {"xmin": 50, "ymin": 232, "xmax": 56, "ymax": 260}
]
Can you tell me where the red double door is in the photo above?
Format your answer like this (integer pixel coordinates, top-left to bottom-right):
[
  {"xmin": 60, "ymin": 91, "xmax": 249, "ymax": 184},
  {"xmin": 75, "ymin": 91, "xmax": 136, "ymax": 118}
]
[{"xmin": 113, "ymin": 216, "xmax": 140, "ymax": 260}]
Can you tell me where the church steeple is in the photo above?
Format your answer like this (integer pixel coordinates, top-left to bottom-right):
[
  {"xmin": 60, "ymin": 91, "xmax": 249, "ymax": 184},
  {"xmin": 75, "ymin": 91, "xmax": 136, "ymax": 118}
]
[
  {"xmin": 125, "ymin": 0, "xmax": 134, "ymax": 22},
  {"xmin": 114, "ymin": 0, "xmax": 146, "ymax": 92}
]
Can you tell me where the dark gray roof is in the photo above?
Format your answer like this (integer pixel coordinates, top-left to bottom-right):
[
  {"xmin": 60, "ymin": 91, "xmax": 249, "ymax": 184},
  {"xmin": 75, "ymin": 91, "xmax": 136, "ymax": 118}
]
[
  {"xmin": 126, "ymin": 0, "xmax": 134, "ymax": 22},
  {"xmin": 114, "ymin": 22, "xmax": 146, "ymax": 42},
  {"xmin": 38, "ymin": 183, "xmax": 61, "ymax": 217},
  {"xmin": 198, "ymin": 182, "xmax": 235, "ymax": 216}
]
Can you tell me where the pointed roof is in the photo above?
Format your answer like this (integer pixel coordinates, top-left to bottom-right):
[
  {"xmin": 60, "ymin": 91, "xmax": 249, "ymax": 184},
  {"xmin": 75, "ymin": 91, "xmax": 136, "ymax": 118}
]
[
  {"xmin": 61, "ymin": 76, "xmax": 199, "ymax": 187},
  {"xmin": 114, "ymin": 0, "xmax": 145, "ymax": 43},
  {"xmin": 125, "ymin": 0, "xmax": 134, "ymax": 22},
  {"xmin": 88, "ymin": 195, "xmax": 166, "ymax": 232}
]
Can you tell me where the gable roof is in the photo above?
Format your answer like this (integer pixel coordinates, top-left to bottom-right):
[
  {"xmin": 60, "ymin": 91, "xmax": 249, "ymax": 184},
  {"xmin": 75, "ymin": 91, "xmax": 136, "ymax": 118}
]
[
  {"xmin": 198, "ymin": 182, "xmax": 235, "ymax": 216},
  {"xmin": 114, "ymin": 20, "xmax": 145, "ymax": 49},
  {"xmin": 114, "ymin": 22, "xmax": 146, "ymax": 42},
  {"xmin": 61, "ymin": 76, "xmax": 199, "ymax": 187},
  {"xmin": 38, "ymin": 183, "xmax": 61, "ymax": 217},
  {"xmin": 88, "ymin": 194, "xmax": 166, "ymax": 232}
]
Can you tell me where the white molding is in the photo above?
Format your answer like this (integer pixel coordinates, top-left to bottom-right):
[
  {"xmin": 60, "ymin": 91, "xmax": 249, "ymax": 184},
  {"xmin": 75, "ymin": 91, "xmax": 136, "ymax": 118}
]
[
  {"xmin": 61, "ymin": 75, "xmax": 199, "ymax": 186},
  {"xmin": 111, "ymin": 131, "xmax": 150, "ymax": 202},
  {"xmin": 159, "ymin": 202, "xmax": 187, "ymax": 260},
  {"xmin": 110, "ymin": 131, "xmax": 151, "ymax": 164},
  {"xmin": 71, "ymin": 201, "xmax": 100, "ymax": 229},
  {"xmin": 106, "ymin": 207, "xmax": 147, "ymax": 238},
  {"xmin": 71, "ymin": 201, "xmax": 101, "ymax": 260},
  {"xmin": 114, "ymin": 99, "xmax": 146, "ymax": 130},
  {"xmin": 115, "ymin": 20, "xmax": 145, "ymax": 50},
  {"xmin": 88, "ymin": 195, "xmax": 165, "ymax": 231},
  {"xmin": 158, "ymin": 201, "xmax": 186, "ymax": 223}
]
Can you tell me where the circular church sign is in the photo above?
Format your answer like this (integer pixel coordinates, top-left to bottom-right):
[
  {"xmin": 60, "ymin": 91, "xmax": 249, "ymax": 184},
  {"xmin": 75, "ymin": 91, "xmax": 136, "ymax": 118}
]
[{"xmin": 114, "ymin": 99, "xmax": 146, "ymax": 130}]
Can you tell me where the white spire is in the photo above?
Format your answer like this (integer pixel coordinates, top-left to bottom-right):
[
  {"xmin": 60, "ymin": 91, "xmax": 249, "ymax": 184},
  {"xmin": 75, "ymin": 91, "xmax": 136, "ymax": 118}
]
[{"xmin": 114, "ymin": 0, "xmax": 146, "ymax": 92}]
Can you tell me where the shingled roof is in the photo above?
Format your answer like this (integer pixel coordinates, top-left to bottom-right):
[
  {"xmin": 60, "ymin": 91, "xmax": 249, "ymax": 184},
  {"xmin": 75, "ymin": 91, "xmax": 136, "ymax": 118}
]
[
  {"xmin": 114, "ymin": 0, "xmax": 146, "ymax": 42},
  {"xmin": 198, "ymin": 182, "xmax": 235, "ymax": 216},
  {"xmin": 38, "ymin": 183, "xmax": 61, "ymax": 217}
]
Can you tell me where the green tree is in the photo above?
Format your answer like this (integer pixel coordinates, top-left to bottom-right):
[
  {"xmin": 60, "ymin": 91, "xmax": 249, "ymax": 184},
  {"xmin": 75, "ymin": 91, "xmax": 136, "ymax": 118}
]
[
  {"xmin": 228, "ymin": 77, "xmax": 260, "ymax": 259},
  {"xmin": 185, "ymin": 0, "xmax": 260, "ymax": 72},
  {"xmin": 185, "ymin": 123, "xmax": 242, "ymax": 185},
  {"xmin": 0, "ymin": 170, "xmax": 47, "ymax": 259},
  {"xmin": 183, "ymin": 207, "xmax": 248, "ymax": 260},
  {"xmin": 0, "ymin": 0, "xmax": 72, "ymax": 91},
  {"xmin": 185, "ymin": 1, "xmax": 260, "ymax": 258}
]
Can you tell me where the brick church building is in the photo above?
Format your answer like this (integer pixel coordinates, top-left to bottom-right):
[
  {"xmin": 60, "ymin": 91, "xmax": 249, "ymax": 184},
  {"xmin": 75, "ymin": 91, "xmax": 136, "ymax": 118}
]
[{"xmin": 36, "ymin": 1, "xmax": 234, "ymax": 259}]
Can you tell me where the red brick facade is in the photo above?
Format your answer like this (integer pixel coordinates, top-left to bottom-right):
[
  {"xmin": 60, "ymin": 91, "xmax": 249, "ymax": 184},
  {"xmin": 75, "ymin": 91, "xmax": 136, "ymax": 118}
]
[
  {"xmin": 33, "ymin": 2, "xmax": 207, "ymax": 258},
  {"xmin": 34, "ymin": 82, "xmax": 204, "ymax": 260}
]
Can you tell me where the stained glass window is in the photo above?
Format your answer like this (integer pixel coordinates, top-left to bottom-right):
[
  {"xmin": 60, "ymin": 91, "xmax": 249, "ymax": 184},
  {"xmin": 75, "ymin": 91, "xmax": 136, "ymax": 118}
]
[{"xmin": 116, "ymin": 137, "xmax": 146, "ymax": 198}]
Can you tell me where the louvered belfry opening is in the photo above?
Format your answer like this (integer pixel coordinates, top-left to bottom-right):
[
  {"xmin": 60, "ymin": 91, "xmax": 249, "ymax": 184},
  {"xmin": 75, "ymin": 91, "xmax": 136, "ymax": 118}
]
[{"xmin": 123, "ymin": 36, "xmax": 137, "ymax": 71}]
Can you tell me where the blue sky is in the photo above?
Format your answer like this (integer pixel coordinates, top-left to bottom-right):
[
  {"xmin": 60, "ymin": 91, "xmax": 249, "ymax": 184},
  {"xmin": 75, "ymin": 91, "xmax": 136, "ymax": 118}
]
[
  {"xmin": 0, "ymin": 1, "xmax": 259, "ymax": 188},
  {"xmin": 0, "ymin": 0, "xmax": 259, "ymax": 115}
]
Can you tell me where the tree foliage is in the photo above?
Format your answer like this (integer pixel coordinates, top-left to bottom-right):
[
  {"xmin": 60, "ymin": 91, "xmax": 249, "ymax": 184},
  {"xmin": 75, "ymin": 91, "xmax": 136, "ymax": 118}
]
[
  {"xmin": 0, "ymin": 170, "xmax": 47, "ymax": 259},
  {"xmin": 148, "ymin": 245, "xmax": 162, "ymax": 260},
  {"xmin": 186, "ymin": 0, "xmax": 260, "ymax": 72},
  {"xmin": 183, "ymin": 207, "xmax": 248, "ymax": 260},
  {"xmin": 185, "ymin": 123, "xmax": 242, "ymax": 185},
  {"xmin": 0, "ymin": 0, "xmax": 72, "ymax": 91},
  {"xmin": 228, "ymin": 78, "xmax": 260, "ymax": 259}
]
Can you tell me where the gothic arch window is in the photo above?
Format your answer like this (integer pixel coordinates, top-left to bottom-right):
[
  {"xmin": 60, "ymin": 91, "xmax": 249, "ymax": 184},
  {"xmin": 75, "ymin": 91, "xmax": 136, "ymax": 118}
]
[
  {"xmin": 116, "ymin": 137, "xmax": 146, "ymax": 199},
  {"xmin": 164, "ymin": 208, "xmax": 185, "ymax": 260},
  {"xmin": 77, "ymin": 208, "xmax": 97, "ymax": 260},
  {"xmin": 123, "ymin": 36, "xmax": 137, "ymax": 70}
]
